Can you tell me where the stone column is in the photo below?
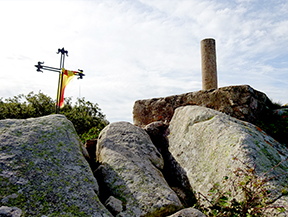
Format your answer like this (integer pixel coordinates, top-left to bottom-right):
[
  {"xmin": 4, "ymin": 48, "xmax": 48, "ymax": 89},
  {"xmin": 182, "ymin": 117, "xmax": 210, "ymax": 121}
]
[{"xmin": 201, "ymin": 38, "xmax": 218, "ymax": 90}]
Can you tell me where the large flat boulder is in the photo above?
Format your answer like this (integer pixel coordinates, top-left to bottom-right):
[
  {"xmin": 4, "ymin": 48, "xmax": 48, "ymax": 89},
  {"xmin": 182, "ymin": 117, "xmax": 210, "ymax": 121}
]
[
  {"xmin": 0, "ymin": 115, "xmax": 112, "ymax": 217},
  {"xmin": 167, "ymin": 106, "xmax": 288, "ymax": 214},
  {"xmin": 133, "ymin": 85, "xmax": 271, "ymax": 126},
  {"xmin": 96, "ymin": 121, "xmax": 183, "ymax": 217}
]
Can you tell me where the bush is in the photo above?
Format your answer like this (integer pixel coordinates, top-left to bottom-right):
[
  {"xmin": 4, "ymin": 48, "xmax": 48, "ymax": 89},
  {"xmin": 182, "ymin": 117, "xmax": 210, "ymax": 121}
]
[
  {"xmin": 0, "ymin": 92, "xmax": 54, "ymax": 119},
  {"xmin": 255, "ymin": 102, "xmax": 288, "ymax": 146},
  {"xmin": 0, "ymin": 91, "xmax": 108, "ymax": 143},
  {"xmin": 60, "ymin": 97, "xmax": 108, "ymax": 142},
  {"xmin": 196, "ymin": 156, "xmax": 288, "ymax": 217}
]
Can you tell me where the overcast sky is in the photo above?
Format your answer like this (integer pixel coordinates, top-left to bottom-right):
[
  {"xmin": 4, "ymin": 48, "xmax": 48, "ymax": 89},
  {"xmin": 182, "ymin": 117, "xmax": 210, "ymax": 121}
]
[{"xmin": 0, "ymin": 0, "xmax": 287, "ymax": 123}]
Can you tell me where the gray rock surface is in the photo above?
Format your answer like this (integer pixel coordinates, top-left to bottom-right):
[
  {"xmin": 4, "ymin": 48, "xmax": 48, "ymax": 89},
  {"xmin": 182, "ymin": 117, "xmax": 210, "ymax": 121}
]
[
  {"xmin": 105, "ymin": 196, "xmax": 123, "ymax": 215},
  {"xmin": 143, "ymin": 121, "xmax": 197, "ymax": 208},
  {"xmin": 0, "ymin": 115, "xmax": 112, "ymax": 217},
  {"xmin": 167, "ymin": 207, "xmax": 206, "ymax": 217},
  {"xmin": 0, "ymin": 206, "xmax": 22, "ymax": 217},
  {"xmin": 96, "ymin": 121, "xmax": 183, "ymax": 217},
  {"xmin": 133, "ymin": 85, "xmax": 271, "ymax": 126},
  {"xmin": 167, "ymin": 106, "xmax": 288, "ymax": 215}
]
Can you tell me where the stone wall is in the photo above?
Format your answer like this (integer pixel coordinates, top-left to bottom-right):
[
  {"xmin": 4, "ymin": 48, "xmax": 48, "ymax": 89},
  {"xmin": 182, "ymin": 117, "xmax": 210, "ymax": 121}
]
[{"xmin": 133, "ymin": 85, "xmax": 272, "ymax": 126}]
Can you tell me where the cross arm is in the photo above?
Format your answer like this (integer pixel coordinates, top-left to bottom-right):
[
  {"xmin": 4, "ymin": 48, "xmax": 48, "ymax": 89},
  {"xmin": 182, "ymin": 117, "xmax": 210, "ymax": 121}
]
[{"xmin": 35, "ymin": 62, "xmax": 61, "ymax": 73}]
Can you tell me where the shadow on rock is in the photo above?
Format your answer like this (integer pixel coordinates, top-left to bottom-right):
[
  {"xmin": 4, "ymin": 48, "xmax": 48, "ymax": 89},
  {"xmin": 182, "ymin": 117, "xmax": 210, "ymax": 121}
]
[
  {"xmin": 94, "ymin": 163, "xmax": 137, "ymax": 216},
  {"xmin": 144, "ymin": 121, "xmax": 197, "ymax": 208}
]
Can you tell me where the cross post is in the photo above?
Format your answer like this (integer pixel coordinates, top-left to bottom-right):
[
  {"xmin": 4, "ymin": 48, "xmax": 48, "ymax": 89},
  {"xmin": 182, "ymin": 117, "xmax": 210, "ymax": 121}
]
[{"xmin": 35, "ymin": 48, "xmax": 85, "ymax": 114}]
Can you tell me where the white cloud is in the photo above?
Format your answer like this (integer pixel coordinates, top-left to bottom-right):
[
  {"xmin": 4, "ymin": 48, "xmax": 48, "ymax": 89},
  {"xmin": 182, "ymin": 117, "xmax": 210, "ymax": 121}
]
[{"xmin": 0, "ymin": 0, "xmax": 287, "ymax": 123}]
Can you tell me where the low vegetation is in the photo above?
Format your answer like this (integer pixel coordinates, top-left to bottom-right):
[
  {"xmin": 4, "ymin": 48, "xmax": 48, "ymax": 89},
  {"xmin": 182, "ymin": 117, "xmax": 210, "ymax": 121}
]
[
  {"xmin": 195, "ymin": 101, "xmax": 288, "ymax": 216},
  {"xmin": 0, "ymin": 91, "xmax": 108, "ymax": 143},
  {"xmin": 196, "ymin": 156, "xmax": 288, "ymax": 217},
  {"xmin": 255, "ymin": 102, "xmax": 288, "ymax": 146}
]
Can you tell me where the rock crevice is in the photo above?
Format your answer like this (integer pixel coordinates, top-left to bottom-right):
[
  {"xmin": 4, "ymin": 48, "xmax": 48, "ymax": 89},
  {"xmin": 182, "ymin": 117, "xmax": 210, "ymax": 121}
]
[{"xmin": 95, "ymin": 121, "xmax": 183, "ymax": 217}]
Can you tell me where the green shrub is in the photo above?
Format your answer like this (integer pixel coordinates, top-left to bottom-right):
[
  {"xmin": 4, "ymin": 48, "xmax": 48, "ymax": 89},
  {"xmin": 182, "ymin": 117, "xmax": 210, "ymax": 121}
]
[
  {"xmin": 0, "ymin": 92, "xmax": 108, "ymax": 143},
  {"xmin": 60, "ymin": 97, "xmax": 108, "ymax": 143},
  {"xmin": 0, "ymin": 92, "xmax": 54, "ymax": 119},
  {"xmin": 255, "ymin": 102, "xmax": 288, "ymax": 146}
]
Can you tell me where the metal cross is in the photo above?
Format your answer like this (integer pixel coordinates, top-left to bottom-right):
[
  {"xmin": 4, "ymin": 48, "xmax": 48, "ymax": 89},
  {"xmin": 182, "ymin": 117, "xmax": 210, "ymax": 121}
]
[{"xmin": 35, "ymin": 48, "xmax": 85, "ymax": 114}]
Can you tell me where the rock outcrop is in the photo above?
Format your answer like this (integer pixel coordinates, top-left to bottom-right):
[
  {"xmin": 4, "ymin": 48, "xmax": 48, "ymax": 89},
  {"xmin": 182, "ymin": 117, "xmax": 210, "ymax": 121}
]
[
  {"xmin": 1, "ymin": 85, "xmax": 287, "ymax": 216},
  {"xmin": 96, "ymin": 121, "xmax": 183, "ymax": 217},
  {"xmin": 0, "ymin": 115, "xmax": 112, "ymax": 217},
  {"xmin": 167, "ymin": 106, "xmax": 288, "ymax": 214},
  {"xmin": 133, "ymin": 85, "xmax": 272, "ymax": 126}
]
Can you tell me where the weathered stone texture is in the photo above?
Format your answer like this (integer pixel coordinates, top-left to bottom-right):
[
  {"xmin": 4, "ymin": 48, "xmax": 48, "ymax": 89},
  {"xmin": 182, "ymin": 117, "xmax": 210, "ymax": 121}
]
[
  {"xmin": 96, "ymin": 121, "xmax": 183, "ymax": 217},
  {"xmin": 167, "ymin": 106, "xmax": 288, "ymax": 215},
  {"xmin": 201, "ymin": 38, "xmax": 217, "ymax": 90},
  {"xmin": 133, "ymin": 85, "xmax": 271, "ymax": 126},
  {"xmin": 167, "ymin": 207, "xmax": 206, "ymax": 217},
  {"xmin": 0, "ymin": 206, "xmax": 22, "ymax": 217},
  {"xmin": 143, "ymin": 121, "xmax": 197, "ymax": 208},
  {"xmin": 0, "ymin": 115, "xmax": 112, "ymax": 217},
  {"xmin": 105, "ymin": 196, "xmax": 123, "ymax": 215}
]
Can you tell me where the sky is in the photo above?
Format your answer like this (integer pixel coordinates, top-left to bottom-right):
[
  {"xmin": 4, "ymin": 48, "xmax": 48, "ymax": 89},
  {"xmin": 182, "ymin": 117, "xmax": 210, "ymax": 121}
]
[{"xmin": 0, "ymin": 0, "xmax": 287, "ymax": 123}]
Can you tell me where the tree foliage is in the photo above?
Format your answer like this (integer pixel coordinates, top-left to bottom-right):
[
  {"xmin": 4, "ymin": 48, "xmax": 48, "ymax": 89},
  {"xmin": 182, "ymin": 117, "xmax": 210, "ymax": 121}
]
[
  {"xmin": 60, "ymin": 97, "xmax": 109, "ymax": 142},
  {"xmin": 0, "ymin": 91, "xmax": 109, "ymax": 143}
]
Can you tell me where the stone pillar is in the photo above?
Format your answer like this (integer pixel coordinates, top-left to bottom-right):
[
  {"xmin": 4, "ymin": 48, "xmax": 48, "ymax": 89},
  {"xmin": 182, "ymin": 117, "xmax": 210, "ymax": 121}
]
[{"xmin": 201, "ymin": 38, "xmax": 218, "ymax": 90}]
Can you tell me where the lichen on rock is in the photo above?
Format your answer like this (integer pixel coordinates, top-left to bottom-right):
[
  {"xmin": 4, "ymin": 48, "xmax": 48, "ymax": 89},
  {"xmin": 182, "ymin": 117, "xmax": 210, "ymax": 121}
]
[
  {"xmin": 167, "ymin": 105, "xmax": 288, "ymax": 215},
  {"xmin": 0, "ymin": 114, "xmax": 112, "ymax": 217},
  {"xmin": 96, "ymin": 121, "xmax": 183, "ymax": 217}
]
